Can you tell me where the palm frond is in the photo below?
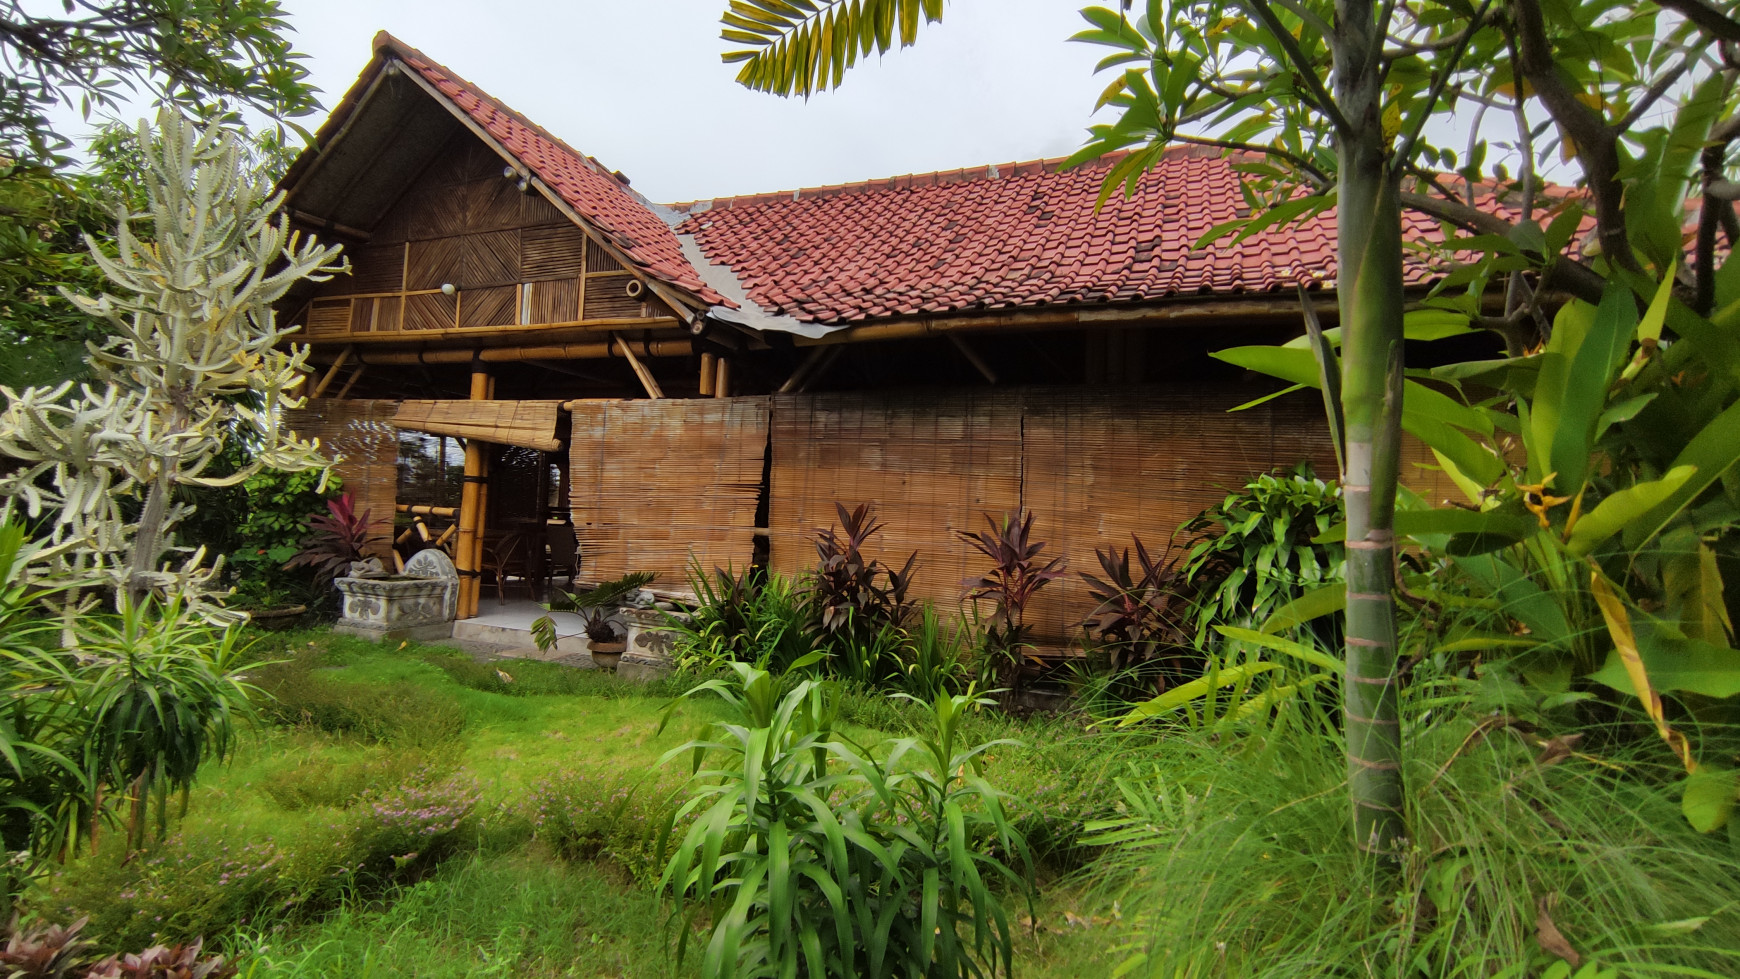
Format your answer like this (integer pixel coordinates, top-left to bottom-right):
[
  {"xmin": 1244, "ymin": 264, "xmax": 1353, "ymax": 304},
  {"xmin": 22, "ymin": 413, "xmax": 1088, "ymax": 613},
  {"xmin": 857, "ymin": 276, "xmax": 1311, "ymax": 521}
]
[{"xmin": 720, "ymin": 0, "xmax": 945, "ymax": 97}]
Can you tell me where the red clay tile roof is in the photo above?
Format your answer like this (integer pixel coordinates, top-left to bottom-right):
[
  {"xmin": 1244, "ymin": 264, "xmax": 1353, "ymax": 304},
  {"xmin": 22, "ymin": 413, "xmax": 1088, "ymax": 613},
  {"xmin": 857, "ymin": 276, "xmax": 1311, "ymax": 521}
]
[
  {"xmin": 670, "ymin": 147, "xmax": 1471, "ymax": 324},
  {"xmin": 375, "ymin": 33, "xmax": 728, "ymax": 308}
]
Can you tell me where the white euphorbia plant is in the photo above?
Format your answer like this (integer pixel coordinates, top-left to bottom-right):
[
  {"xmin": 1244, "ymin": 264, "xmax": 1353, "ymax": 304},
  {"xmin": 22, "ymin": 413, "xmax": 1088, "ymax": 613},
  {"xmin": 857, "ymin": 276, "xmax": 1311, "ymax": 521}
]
[{"xmin": 0, "ymin": 109, "xmax": 345, "ymax": 620}]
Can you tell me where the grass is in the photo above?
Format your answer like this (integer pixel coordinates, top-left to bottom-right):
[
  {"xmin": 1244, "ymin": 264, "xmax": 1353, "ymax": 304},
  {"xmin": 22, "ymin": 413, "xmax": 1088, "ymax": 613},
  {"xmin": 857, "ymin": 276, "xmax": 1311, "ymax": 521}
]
[
  {"xmin": 27, "ymin": 625, "xmax": 1733, "ymax": 978},
  {"xmin": 22, "ymin": 628, "xmax": 1125, "ymax": 977}
]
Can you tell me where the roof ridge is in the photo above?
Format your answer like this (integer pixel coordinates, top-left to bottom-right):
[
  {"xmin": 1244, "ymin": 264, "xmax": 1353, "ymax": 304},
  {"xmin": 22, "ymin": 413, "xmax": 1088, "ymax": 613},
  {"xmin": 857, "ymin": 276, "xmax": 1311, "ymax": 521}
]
[{"xmin": 662, "ymin": 144, "xmax": 1225, "ymax": 213}]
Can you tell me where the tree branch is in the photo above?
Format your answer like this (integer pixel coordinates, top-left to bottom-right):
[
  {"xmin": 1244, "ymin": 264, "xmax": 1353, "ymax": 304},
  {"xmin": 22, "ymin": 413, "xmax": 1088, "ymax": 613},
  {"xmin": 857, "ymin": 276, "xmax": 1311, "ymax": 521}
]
[
  {"xmin": 1512, "ymin": 0, "xmax": 1638, "ymax": 274},
  {"xmin": 1401, "ymin": 190, "xmax": 1607, "ymax": 304},
  {"xmin": 1655, "ymin": 0, "xmax": 1740, "ymax": 43},
  {"xmin": 1173, "ymin": 132, "xmax": 1333, "ymax": 186},
  {"xmin": 1393, "ymin": 0, "xmax": 1495, "ymax": 168},
  {"xmin": 1618, "ymin": 59, "xmax": 1691, "ymax": 131},
  {"xmin": 1238, "ymin": 0, "xmax": 1354, "ymax": 135}
]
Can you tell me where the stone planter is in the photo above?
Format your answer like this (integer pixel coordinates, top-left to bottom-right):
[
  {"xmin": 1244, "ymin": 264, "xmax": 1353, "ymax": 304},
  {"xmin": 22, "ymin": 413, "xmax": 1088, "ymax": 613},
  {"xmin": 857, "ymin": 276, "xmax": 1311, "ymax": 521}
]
[
  {"xmin": 616, "ymin": 606, "xmax": 680, "ymax": 683},
  {"xmin": 333, "ymin": 576, "xmax": 455, "ymax": 642},
  {"xmin": 587, "ymin": 639, "xmax": 627, "ymax": 671}
]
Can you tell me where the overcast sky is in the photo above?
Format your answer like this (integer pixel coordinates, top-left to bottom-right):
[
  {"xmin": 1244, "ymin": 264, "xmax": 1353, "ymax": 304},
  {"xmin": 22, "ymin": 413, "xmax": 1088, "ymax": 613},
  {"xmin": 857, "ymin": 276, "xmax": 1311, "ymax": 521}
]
[{"xmin": 211, "ymin": 1, "xmax": 1115, "ymax": 204}]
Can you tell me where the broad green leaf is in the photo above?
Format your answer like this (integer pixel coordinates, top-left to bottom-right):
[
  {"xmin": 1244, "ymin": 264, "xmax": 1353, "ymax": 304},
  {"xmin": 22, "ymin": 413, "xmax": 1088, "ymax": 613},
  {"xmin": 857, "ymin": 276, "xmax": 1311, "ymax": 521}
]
[
  {"xmin": 1551, "ymin": 283, "xmax": 1639, "ymax": 493},
  {"xmin": 1118, "ymin": 662, "xmax": 1281, "ymax": 725},
  {"xmin": 1567, "ymin": 465, "xmax": 1696, "ymax": 556},
  {"xmin": 1628, "ymin": 399, "xmax": 1740, "ymax": 549},
  {"xmin": 1211, "ymin": 345, "xmax": 1323, "ymax": 388},
  {"xmin": 1258, "ymin": 584, "xmax": 1344, "ymax": 634},
  {"xmin": 1682, "ymin": 765, "xmax": 1737, "ymax": 834},
  {"xmin": 1590, "ymin": 614, "xmax": 1740, "ymax": 700},
  {"xmin": 1215, "ymin": 626, "xmax": 1344, "ymax": 672}
]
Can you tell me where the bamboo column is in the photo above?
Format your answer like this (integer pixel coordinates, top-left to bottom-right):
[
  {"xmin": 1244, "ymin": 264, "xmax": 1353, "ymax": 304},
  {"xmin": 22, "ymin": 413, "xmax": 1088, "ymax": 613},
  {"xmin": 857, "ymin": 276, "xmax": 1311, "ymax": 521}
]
[
  {"xmin": 699, "ymin": 352, "xmax": 716, "ymax": 395},
  {"xmin": 714, "ymin": 357, "xmax": 731, "ymax": 398},
  {"xmin": 453, "ymin": 365, "xmax": 490, "ymax": 618}
]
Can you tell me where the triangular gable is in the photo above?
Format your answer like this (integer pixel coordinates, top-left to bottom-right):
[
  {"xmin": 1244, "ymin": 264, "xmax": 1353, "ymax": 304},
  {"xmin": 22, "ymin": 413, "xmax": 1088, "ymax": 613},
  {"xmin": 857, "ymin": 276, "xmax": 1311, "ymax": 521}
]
[{"xmin": 279, "ymin": 32, "xmax": 727, "ymax": 318}]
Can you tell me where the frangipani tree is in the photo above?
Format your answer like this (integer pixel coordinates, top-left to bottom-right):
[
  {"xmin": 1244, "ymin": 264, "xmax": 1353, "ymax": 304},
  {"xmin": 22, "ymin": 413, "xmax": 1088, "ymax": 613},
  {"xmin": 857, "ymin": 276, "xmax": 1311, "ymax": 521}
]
[{"xmin": 0, "ymin": 109, "xmax": 345, "ymax": 619}]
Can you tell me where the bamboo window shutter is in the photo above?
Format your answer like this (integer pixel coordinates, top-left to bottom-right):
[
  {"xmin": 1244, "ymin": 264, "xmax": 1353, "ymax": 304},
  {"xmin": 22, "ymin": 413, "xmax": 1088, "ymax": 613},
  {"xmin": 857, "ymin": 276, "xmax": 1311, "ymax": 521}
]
[
  {"xmin": 282, "ymin": 398, "xmax": 402, "ymax": 562},
  {"xmin": 566, "ymin": 398, "xmax": 772, "ymax": 586}
]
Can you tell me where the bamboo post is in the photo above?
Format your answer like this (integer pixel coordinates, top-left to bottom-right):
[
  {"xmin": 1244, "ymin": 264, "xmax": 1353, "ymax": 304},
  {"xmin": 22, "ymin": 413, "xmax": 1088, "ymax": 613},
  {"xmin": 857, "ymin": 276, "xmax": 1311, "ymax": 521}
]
[
  {"xmin": 946, "ymin": 334, "xmax": 998, "ymax": 384},
  {"xmin": 453, "ymin": 365, "xmax": 490, "ymax": 618},
  {"xmin": 699, "ymin": 351, "xmax": 716, "ymax": 395},
  {"xmin": 334, "ymin": 364, "xmax": 368, "ymax": 399},
  {"xmin": 613, "ymin": 334, "xmax": 664, "ymax": 398},
  {"xmin": 714, "ymin": 357, "xmax": 731, "ymax": 398},
  {"xmin": 310, "ymin": 345, "xmax": 354, "ymax": 398}
]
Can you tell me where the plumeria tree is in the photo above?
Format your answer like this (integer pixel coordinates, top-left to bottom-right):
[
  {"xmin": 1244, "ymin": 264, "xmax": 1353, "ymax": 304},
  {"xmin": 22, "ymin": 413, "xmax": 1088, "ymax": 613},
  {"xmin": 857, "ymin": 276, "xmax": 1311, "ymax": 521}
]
[{"xmin": 0, "ymin": 109, "xmax": 344, "ymax": 622}]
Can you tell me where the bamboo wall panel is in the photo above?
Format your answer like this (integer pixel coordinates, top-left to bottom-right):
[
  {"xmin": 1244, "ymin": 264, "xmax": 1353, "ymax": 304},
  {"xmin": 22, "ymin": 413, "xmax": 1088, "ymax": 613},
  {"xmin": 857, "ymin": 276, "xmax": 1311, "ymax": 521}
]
[
  {"xmin": 584, "ymin": 275, "xmax": 646, "ymax": 319},
  {"xmin": 283, "ymin": 398, "xmax": 401, "ymax": 560},
  {"xmin": 459, "ymin": 285, "xmax": 517, "ymax": 328},
  {"xmin": 306, "ymin": 300, "xmax": 350, "ymax": 340},
  {"xmin": 403, "ymin": 291, "xmax": 457, "ymax": 331},
  {"xmin": 395, "ymin": 400, "xmax": 563, "ymax": 451},
  {"xmin": 349, "ymin": 295, "xmax": 402, "ymax": 334},
  {"xmin": 522, "ymin": 226, "xmax": 587, "ymax": 278},
  {"xmin": 406, "ymin": 238, "xmax": 463, "ymax": 290},
  {"xmin": 568, "ymin": 398, "xmax": 771, "ymax": 586},
  {"xmin": 526, "ymin": 278, "xmax": 579, "ymax": 324},
  {"xmin": 586, "ymin": 248, "xmax": 624, "ymax": 273},
  {"xmin": 767, "ymin": 386, "xmax": 1455, "ymax": 644},
  {"xmin": 768, "ymin": 391, "xmax": 1024, "ymax": 620},
  {"xmin": 1018, "ymin": 387, "xmax": 1340, "ymax": 641},
  {"xmin": 461, "ymin": 230, "xmax": 520, "ymax": 288}
]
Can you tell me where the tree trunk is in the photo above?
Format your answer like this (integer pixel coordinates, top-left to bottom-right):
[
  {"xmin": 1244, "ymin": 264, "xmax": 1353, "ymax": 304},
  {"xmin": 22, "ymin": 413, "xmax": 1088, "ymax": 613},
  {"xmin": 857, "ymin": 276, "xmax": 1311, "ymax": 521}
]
[{"xmin": 1334, "ymin": 0, "xmax": 1408, "ymax": 859}]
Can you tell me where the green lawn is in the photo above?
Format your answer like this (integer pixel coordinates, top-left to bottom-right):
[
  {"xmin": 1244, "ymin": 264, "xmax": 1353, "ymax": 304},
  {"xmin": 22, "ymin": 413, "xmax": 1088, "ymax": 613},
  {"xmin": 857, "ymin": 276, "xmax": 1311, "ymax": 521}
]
[{"xmin": 25, "ymin": 629, "xmax": 1120, "ymax": 978}]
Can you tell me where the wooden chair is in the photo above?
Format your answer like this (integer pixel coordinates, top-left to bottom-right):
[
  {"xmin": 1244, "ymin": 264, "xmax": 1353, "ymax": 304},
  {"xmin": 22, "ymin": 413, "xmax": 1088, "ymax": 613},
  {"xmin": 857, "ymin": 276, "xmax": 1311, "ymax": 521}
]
[
  {"xmin": 546, "ymin": 522, "xmax": 579, "ymax": 597},
  {"xmin": 480, "ymin": 532, "xmax": 532, "ymax": 604}
]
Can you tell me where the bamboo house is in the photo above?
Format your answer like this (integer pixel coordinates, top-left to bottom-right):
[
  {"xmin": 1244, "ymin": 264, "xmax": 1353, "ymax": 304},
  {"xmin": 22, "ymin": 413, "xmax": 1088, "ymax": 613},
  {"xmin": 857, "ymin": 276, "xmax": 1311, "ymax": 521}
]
[{"xmin": 280, "ymin": 33, "xmax": 1481, "ymax": 641}]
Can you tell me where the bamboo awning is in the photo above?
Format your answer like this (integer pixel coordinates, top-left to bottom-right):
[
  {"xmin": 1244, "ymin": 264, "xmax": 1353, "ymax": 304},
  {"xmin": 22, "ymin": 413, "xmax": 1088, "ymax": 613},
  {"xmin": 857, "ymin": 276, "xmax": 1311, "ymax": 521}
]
[{"xmin": 393, "ymin": 400, "xmax": 564, "ymax": 451}]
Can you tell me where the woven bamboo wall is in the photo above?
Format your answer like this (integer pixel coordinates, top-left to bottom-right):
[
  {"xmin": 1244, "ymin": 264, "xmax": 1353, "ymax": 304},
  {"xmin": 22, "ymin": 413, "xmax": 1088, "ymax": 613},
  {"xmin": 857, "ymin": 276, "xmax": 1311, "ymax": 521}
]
[
  {"xmin": 283, "ymin": 398, "xmax": 402, "ymax": 559},
  {"xmin": 567, "ymin": 398, "xmax": 771, "ymax": 586},
  {"xmin": 767, "ymin": 391, "xmax": 1025, "ymax": 620},
  {"xmin": 768, "ymin": 387, "xmax": 1457, "ymax": 643}
]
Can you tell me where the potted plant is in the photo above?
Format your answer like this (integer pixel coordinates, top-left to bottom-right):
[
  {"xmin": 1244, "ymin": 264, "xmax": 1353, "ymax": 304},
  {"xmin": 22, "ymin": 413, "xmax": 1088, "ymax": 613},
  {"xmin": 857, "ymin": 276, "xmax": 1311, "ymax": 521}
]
[{"xmin": 532, "ymin": 571, "xmax": 657, "ymax": 671}]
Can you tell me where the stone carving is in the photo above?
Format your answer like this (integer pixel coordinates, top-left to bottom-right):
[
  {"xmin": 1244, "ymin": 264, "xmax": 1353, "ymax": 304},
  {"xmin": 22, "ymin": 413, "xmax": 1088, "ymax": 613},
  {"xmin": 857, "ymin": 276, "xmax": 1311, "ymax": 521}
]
[
  {"xmin": 402, "ymin": 548, "xmax": 460, "ymax": 621},
  {"xmin": 333, "ymin": 575, "xmax": 454, "ymax": 642},
  {"xmin": 348, "ymin": 557, "xmax": 389, "ymax": 578}
]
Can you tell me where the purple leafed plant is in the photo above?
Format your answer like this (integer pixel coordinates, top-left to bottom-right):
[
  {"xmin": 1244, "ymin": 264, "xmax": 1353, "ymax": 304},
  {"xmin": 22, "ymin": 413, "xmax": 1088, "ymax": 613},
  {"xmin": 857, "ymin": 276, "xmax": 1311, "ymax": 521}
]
[
  {"xmin": 809, "ymin": 502, "xmax": 918, "ymax": 634},
  {"xmin": 957, "ymin": 508, "xmax": 1065, "ymax": 682},
  {"xmin": 283, "ymin": 492, "xmax": 386, "ymax": 584},
  {"xmin": 1078, "ymin": 534, "xmax": 1198, "ymax": 683}
]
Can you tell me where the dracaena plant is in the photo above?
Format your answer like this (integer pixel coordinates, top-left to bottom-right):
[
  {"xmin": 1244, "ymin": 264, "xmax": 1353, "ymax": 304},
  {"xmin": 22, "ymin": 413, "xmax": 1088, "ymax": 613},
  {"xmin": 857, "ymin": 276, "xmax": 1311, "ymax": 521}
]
[
  {"xmin": 808, "ymin": 501, "xmax": 918, "ymax": 637},
  {"xmin": 957, "ymin": 508, "xmax": 1065, "ymax": 686},
  {"xmin": 282, "ymin": 493, "xmax": 385, "ymax": 586},
  {"xmin": 1078, "ymin": 533, "xmax": 1196, "ymax": 681}
]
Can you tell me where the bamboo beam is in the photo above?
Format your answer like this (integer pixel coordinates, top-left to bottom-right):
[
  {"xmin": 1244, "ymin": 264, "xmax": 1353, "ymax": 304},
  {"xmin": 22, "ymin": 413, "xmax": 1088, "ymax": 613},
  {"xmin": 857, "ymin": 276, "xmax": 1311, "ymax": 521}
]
[
  {"xmin": 334, "ymin": 364, "xmax": 368, "ymax": 399},
  {"xmin": 792, "ymin": 299, "xmax": 1311, "ymax": 347},
  {"xmin": 714, "ymin": 357, "xmax": 731, "ymax": 399},
  {"xmin": 946, "ymin": 334, "xmax": 998, "ymax": 384},
  {"xmin": 453, "ymin": 366, "xmax": 490, "ymax": 619},
  {"xmin": 309, "ymin": 346, "xmax": 354, "ymax": 398},
  {"xmin": 288, "ymin": 209, "xmax": 372, "ymax": 242},
  {"xmin": 397, "ymin": 504, "xmax": 459, "ymax": 518},
  {"xmin": 777, "ymin": 346, "xmax": 828, "ymax": 395},
  {"xmin": 796, "ymin": 345, "xmax": 845, "ymax": 394},
  {"xmin": 614, "ymin": 333, "xmax": 664, "ymax": 399},
  {"xmin": 312, "ymin": 339, "xmax": 694, "ymax": 367},
  {"xmin": 698, "ymin": 352, "xmax": 716, "ymax": 396},
  {"xmin": 471, "ymin": 454, "xmax": 489, "ymax": 615}
]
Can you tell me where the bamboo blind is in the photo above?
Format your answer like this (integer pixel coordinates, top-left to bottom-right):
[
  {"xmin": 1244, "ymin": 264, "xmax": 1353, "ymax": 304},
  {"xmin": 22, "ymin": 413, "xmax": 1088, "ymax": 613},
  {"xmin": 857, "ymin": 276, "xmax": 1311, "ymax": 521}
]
[
  {"xmin": 767, "ymin": 387, "xmax": 1456, "ymax": 643},
  {"xmin": 567, "ymin": 398, "xmax": 771, "ymax": 586},
  {"xmin": 283, "ymin": 398, "xmax": 401, "ymax": 560},
  {"xmin": 768, "ymin": 391, "xmax": 1024, "ymax": 621},
  {"xmin": 393, "ymin": 400, "xmax": 564, "ymax": 452}
]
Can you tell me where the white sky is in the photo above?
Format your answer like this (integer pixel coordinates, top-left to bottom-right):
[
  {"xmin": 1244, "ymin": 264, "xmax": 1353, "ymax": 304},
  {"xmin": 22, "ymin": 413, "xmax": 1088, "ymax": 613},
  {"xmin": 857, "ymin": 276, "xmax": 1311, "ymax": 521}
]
[{"xmin": 60, "ymin": 0, "xmax": 1117, "ymax": 205}]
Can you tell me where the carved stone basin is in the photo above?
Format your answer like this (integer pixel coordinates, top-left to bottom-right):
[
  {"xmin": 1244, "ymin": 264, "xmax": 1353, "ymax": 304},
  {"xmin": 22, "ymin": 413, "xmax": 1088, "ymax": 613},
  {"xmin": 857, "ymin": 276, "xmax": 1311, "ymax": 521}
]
[{"xmin": 333, "ymin": 554, "xmax": 457, "ymax": 643}]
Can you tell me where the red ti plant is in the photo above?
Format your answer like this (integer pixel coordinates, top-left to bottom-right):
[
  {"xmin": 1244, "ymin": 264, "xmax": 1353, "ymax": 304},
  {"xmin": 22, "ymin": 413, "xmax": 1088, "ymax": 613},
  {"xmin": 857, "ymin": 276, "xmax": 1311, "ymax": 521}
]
[
  {"xmin": 1078, "ymin": 534, "xmax": 1198, "ymax": 686},
  {"xmin": 283, "ymin": 492, "xmax": 386, "ymax": 584},
  {"xmin": 809, "ymin": 502, "xmax": 918, "ymax": 635},
  {"xmin": 956, "ymin": 508, "xmax": 1064, "ymax": 683}
]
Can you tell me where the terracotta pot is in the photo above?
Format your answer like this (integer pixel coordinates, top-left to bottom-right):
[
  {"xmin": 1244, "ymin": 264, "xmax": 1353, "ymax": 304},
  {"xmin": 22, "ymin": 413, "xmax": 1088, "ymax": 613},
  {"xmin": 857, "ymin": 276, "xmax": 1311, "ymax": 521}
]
[{"xmin": 588, "ymin": 639, "xmax": 627, "ymax": 671}]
